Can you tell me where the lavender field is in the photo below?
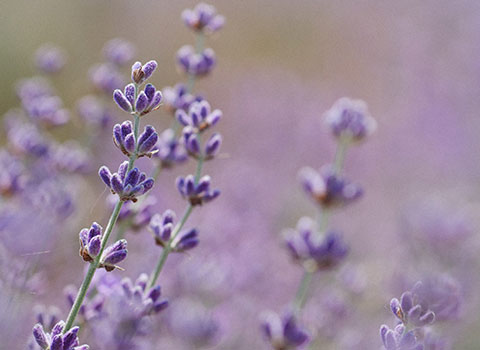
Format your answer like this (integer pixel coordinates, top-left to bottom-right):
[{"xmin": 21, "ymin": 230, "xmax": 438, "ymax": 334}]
[{"xmin": 1, "ymin": 1, "xmax": 480, "ymax": 349}]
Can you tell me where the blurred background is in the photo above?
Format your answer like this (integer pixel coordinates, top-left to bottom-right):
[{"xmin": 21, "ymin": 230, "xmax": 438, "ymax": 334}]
[{"xmin": 1, "ymin": 0, "xmax": 480, "ymax": 349}]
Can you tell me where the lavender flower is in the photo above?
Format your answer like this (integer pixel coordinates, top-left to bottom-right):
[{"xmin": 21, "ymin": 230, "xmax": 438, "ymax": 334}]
[
  {"xmin": 103, "ymin": 38, "xmax": 135, "ymax": 66},
  {"xmin": 34, "ymin": 44, "xmax": 67, "ymax": 74},
  {"xmin": 162, "ymin": 83, "xmax": 201, "ymax": 114},
  {"xmin": 176, "ymin": 174, "xmax": 220, "ymax": 206},
  {"xmin": 51, "ymin": 142, "xmax": 90, "ymax": 173},
  {"xmin": 325, "ymin": 97, "xmax": 377, "ymax": 142},
  {"xmin": 285, "ymin": 217, "xmax": 348, "ymax": 272},
  {"xmin": 76, "ymin": 95, "xmax": 112, "ymax": 128},
  {"xmin": 176, "ymin": 99, "xmax": 222, "ymax": 132},
  {"xmin": 153, "ymin": 128, "xmax": 188, "ymax": 168},
  {"xmin": 65, "ymin": 285, "xmax": 105, "ymax": 322},
  {"xmin": 0, "ymin": 150, "xmax": 24, "ymax": 196},
  {"xmin": 113, "ymin": 121, "xmax": 158, "ymax": 158},
  {"xmin": 79, "ymin": 222, "xmax": 128, "ymax": 271},
  {"xmin": 16, "ymin": 77, "xmax": 53, "ymax": 101},
  {"xmin": 99, "ymin": 161, "xmax": 154, "ymax": 202},
  {"xmin": 7, "ymin": 121, "xmax": 49, "ymax": 157},
  {"xmin": 89, "ymin": 63, "xmax": 124, "ymax": 94},
  {"xmin": 120, "ymin": 273, "xmax": 168, "ymax": 317},
  {"xmin": 181, "ymin": 2, "xmax": 225, "ymax": 33},
  {"xmin": 261, "ymin": 311, "xmax": 309, "ymax": 350},
  {"xmin": 149, "ymin": 210, "xmax": 199, "ymax": 252},
  {"xmin": 176, "ymin": 45, "xmax": 216, "ymax": 77},
  {"xmin": 113, "ymin": 195, "xmax": 157, "ymax": 231},
  {"xmin": 380, "ymin": 324, "xmax": 423, "ymax": 350},
  {"xmin": 32, "ymin": 321, "xmax": 89, "ymax": 350},
  {"xmin": 298, "ymin": 166, "xmax": 363, "ymax": 208},
  {"xmin": 390, "ymin": 289, "xmax": 435, "ymax": 327},
  {"xmin": 113, "ymin": 83, "xmax": 162, "ymax": 116},
  {"xmin": 131, "ymin": 60, "xmax": 157, "ymax": 84},
  {"xmin": 182, "ymin": 127, "xmax": 222, "ymax": 159},
  {"xmin": 22, "ymin": 95, "xmax": 70, "ymax": 127}
]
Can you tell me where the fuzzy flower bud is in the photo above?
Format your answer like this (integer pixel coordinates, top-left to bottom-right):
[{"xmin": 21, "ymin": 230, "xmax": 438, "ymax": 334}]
[
  {"xmin": 176, "ymin": 46, "xmax": 216, "ymax": 77},
  {"xmin": 176, "ymin": 99, "xmax": 222, "ymax": 132},
  {"xmin": 176, "ymin": 174, "xmax": 220, "ymax": 206},
  {"xmin": 181, "ymin": 3, "xmax": 225, "ymax": 33},
  {"xmin": 261, "ymin": 311, "xmax": 309, "ymax": 350},
  {"xmin": 131, "ymin": 60, "xmax": 157, "ymax": 84}
]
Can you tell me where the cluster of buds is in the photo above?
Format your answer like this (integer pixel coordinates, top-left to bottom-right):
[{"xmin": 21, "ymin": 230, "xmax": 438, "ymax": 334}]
[
  {"xmin": 78, "ymin": 222, "xmax": 128, "ymax": 271},
  {"xmin": 162, "ymin": 83, "xmax": 201, "ymax": 114},
  {"xmin": 131, "ymin": 60, "xmax": 158, "ymax": 84},
  {"xmin": 149, "ymin": 210, "xmax": 199, "ymax": 252},
  {"xmin": 114, "ymin": 195, "xmax": 157, "ymax": 232},
  {"xmin": 153, "ymin": 128, "xmax": 188, "ymax": 168},
  {"xmin": 325, "ymin": 97, "xmax": 377, "ymax": 143},
  {"xmin": 99, "ymin": 161, "xmax": 154, "ymax": 202},
  {"xmin": 299, "ymin": 166, "xmax": 363, "ymax": 209},
  {"xmin": 380, "ymin": 324, "xmax": 423, "ymax": 350},
  {"xmin": 113, "ymin": 121, "xmax": 158, "ymax": 158},
  {"xmin": 120, "ymin": 273, "xmax": 169, "ymax": 317},
  {"xmin": 113, "ymin": 82, "xmax": 163, "ymax": 116},
  {"xmin": 176, "ymin": 174, "xmax": 220, "ymax": 206},
  {"xmin": 177, "ymin": 45, "xmax": 216, "ymax": 77},
  {"xmin": 285, "ymin": 217, "xmax": 348, "ymax": 272},
  {"xmin": 176, "ymin": 100, "xmax": 222, "ymax": 132},
  {"xmin": 32, "ymin": 321, "xmax": 89, "ymax": 350},
  {"xmin": 390, "ymin": 288, "xmax": 435, "ymax": 327},
  {"xmin": 7, "ymin": 120, "xmax": 50, "ymax": 158},
  {"xmin": 182, "ymin": 128, "xmax": 222, "ymax": 160},
  {"xmin": 261, "ymin": 311, "xmax": 309, "ymax": 350},
  {"xmin": 181, "ymin": 2, "xmax": 225, "ymax": 33}
]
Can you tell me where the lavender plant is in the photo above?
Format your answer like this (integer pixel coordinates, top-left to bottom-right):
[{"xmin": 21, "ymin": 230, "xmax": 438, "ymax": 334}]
[{"xmin": 261, "ymin": 97, "xmax": 376, "ymax": 349}]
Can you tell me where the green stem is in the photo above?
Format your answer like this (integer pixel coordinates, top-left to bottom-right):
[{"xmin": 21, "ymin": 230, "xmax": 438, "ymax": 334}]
[
  {"xmin": 148, "ymin": 204, "xmax": 194, "ymax": 288},
  {"xmin": 63, "ymin": 93, "xmax": 142, "ymax": 331},
  {"xmin": 291, "ymin": 138, "xmax": 349, "ymax": 313},
  {"xmin": 64, "ymin": 200, "xmax": 124, "ymax": 331},
  {"xmin": 186, "ymin": 32, "xmax": 205, "ymax": 93}
]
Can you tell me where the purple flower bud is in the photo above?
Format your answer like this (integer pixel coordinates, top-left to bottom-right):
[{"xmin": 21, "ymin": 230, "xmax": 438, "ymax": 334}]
[
  {"xmin": 135, "ymin": 91, "xmax": 148, "ymax": 113},
  {"xmin": 124, "ymin": 83, "xmax": 136, "ymax": 105},
  {"xmin": 176, "ymin": 173, "xmax": 220, "ymax": 206},
  {"xmin": 261, "ymin": 311, "xmax": 309, "ymax": 349},
  {"xmin": 113, "ymin": 89, "xmax": 132, "ymax": 113},
  {"xmin": 205, "ymin": 133, "xmax": 222, "ymax": 159},
  {"xmin": 101, "ymin": 239, "xmax": 128, "ymax": 270},
  {"xmin": 131, "ymin": 60, "xmax": 157, "ymax": 84},
  {"xmin": 181, "ymin": 3, "xmax": 225, "ymax": 33},
  {"xmin": 33, "ymin": 324, "xmax": 49, "ymax": 349}
]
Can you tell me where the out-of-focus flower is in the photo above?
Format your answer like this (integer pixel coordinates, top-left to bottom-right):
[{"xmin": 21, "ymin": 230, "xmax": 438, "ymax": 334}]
[
  {"xmin": 99, "ymin": 162, "xmax": 154, "ymax": 202},
  {"xmin": 131, "ymin": 60, "xmax": 157, "ymax": 85},
  {"xmin": 76, "ymin": 95, "xmax": 113, "ymax": 128},
  {"xmin": 168, "ymin": 298, "xmax": 220, "ymax": 347},
  {"xmin": 114, "ymin": 195, "xmax": 157, "ymax": 231},
  {"xmin": 181, "ymin": 2, "xmax": 225, "ymax": 33},
  {"xmin": 298, "ymin": 166, "xmax": 363, "ymax": 208},
  {"xmin": 182, "ymin": 127, "xmax": 222, "ymax": 159},
  {"xmin": 89, "ymin": 63, "xmax": 124, "ymax": 94},
  {"xmin": 7, "ymin": 121, "xmax": 49, "ymax": 157},
  {"xmin": 390, "ymin": 288, "xmax": 435, "ymax": 327},
  {"xmin": 0, "ymin": 150, "xmax": 25, "ymax": 196},
  {"xmin": 261, "ymin": 311, "xmax": 309, "ymax": 350},
  {"xmin": 152, "ymin": 128, "xmax": 188, "ymax": 168},
  {"xmin": 103, "ymin": 38, "xmax": 135, "ymax": 66},
  {"xmin": 324, "ymin": 97, "xmax": 376, "ymax": 142},
  {"xmin": 34, "ymin": 44, "xmax": 67, "ymax": 74},
  {"xmin": 16, "ymin": 77, "xmax": 53, "ymax": 101},
  {"xmin": 51, "ymin": 141, "xmax": 90, "ymax": 173},
  {"xmin": 120, "ymin": 273, "xmax": 168, "ymax": 317},
  {"xmin": 65, "ymin": 285, "xmax": 105, "ymax": 322},
  {"xmin": 176, "ymin": 99, "xmax": 222, "ymax": 132},
  {"xmin": 22, "ymin": 95, "xmax": 70, "ymax": 127},
  {"xmin": 32, "ymin": 321, "xmax": 89, "ymax": 350},
  {"xmin": 162, "ymin": 83, "xmax": 201, "ymax": 114},
  {"xmin": 380, "ymin": 324, "xmax": 423, "ymax": 350},
  {"xmin": 176, "ymin": 45, "xmax": 216, "ymax": 77},
  {"xmin": 285, "ymin": 217, "xmax": 348, "ymax": 272},
  {"xmin": 176, "ymin": 174, "xmax": 220, "ymax": 206}
]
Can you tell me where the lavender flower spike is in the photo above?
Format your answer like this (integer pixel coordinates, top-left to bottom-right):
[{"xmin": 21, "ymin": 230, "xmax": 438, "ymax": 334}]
[
  {"xmin": 121, "ymin": 273, "xmax": 169, "ymax": 317},
  {"xmin": 113, "ymin": 121, "xmax": 158, "ymax": 158},
  {"xmin": 176, "ymin": 174, "xmax": 220, "ymax": 206},
  {"xmin": 149, "ymin": 210, "xmax": 176, "ymax": 247},
  {"xmin": 176, "ymin": 45, "xmax": 216, "ymax": 77},
  {"xmin": 298, "ymin": 166, "xmax": 363, "ymax": 209},
  {"xmin": 380, "ymin": 324, "xmax": 423, "ymax": 350},
  {"xmin": 131, "ymin": 60, "xmax": 157, "ymax": 84},
  {"xmin": 325, "ymin": 97, "xmax": 377, "ymax": 142},
  {"xmin": 153, "ymin": 128, "xmax": 188, "ymax": 168},
  {"xmin": 99, "ymin": 161, "xmax": 154, "ymax": 202},
  {"xmin": 261, "ymin": 311, "xmax": 309, "ymax": 350},
  {"xmin": 32, "ymin": 321, "xmax": 89, "ymax": 350}
]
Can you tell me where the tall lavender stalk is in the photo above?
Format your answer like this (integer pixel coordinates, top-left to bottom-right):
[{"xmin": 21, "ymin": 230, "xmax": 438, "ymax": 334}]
[{"xmin": 262, "ymin": 97, "xmax": 376, "ymax": 349}]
